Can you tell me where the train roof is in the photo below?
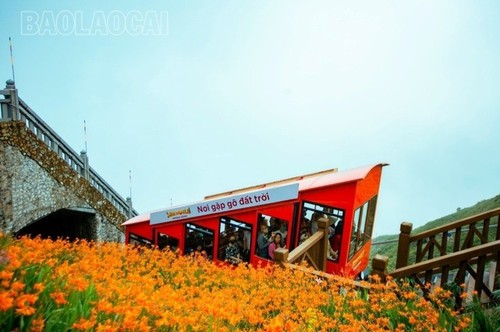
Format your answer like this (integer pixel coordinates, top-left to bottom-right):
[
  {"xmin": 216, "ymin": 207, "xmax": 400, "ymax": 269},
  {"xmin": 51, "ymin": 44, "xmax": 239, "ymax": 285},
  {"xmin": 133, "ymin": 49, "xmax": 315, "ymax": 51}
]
[
  {"xmin": 297, "ymin": 162, "xmax": 387, "ymax": 191},
  {"xmin": 122, "ymin": 163, "xmax": 387, "ymax": 226},
  {"xmin": 206, "ymin": 162, "xmax": 387, "ymax": 198},
  {"xmin": 122, "ymin": 212, "xmax": 151, "ymax": 226}
]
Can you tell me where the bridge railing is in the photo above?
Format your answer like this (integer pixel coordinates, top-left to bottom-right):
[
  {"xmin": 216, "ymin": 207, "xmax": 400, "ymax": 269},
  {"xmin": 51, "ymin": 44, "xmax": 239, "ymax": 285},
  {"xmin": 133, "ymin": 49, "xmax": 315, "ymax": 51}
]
[{"xmin": 1, "ymin": 80, "xmax": 137, "ymax": 218}]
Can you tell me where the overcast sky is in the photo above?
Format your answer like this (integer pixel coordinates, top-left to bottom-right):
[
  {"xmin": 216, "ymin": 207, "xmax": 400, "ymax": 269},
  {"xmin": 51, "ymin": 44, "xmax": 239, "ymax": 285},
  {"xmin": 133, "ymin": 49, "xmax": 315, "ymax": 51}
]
[{"xmin": 1, "ymin": 1, "xmax": 499, "ymax": 238}]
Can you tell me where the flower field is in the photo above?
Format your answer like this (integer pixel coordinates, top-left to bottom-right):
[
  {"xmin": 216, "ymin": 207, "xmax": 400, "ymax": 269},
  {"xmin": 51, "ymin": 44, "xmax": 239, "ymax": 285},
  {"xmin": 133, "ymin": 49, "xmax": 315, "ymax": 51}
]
[{"xmin": 0, "ymin": 233, "xmax": 474, "ymax": 331}]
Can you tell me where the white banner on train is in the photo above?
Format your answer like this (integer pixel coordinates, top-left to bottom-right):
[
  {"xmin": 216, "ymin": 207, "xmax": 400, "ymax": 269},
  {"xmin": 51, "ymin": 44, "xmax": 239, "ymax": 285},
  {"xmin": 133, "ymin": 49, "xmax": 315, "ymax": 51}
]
[{"xmin": 150, "ymin": 183, "xmax": 299, "ymax": 225}]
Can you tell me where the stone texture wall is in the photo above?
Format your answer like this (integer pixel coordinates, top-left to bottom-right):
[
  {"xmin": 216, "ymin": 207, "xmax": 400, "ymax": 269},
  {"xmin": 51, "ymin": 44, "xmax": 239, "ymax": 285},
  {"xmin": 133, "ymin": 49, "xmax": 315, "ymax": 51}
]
[
  {"xmin": 0, "ymin": 121, "xmax": 125, "ymax": 242},
  {"xmin": 0, "ymin": 140, "xmax": 13, "ymax": 231}
]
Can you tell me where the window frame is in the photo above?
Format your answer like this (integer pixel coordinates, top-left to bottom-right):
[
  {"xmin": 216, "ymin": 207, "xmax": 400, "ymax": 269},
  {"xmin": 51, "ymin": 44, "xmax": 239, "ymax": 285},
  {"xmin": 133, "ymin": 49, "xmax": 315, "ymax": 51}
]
[
  {"xmin": 184, "ymin": 223, "xmax": 214, "ymax": 259},
  {"xmin": 157, "ymin": 232, "xmax": 180, "ymax": 251},
  {"xmin": 300, "ymin": 201, "xmax": 345, "ymax": 261},
  {"xmin": 255, "ymin": 213, "xmax": 289, "ymax": 260},
  {"xmin": 129, "ymin": 233, "xmax": 152, "ymax": 247},
  {"xmin": 348, "ymin": 195, "xmax": 378, "ymax": 260},
  {"xmin": 218, "ymin": 216, "xmax": 252, "ymax": 263}
]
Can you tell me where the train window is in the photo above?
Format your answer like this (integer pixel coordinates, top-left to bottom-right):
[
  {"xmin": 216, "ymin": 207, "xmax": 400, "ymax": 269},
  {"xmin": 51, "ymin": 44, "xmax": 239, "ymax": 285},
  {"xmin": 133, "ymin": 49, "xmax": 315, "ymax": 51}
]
[
  {"xmin": 255, "ymin": 214, "xmax": 288, "ymax": 260},
  {"xmin": 299, "ymin": 202, "xmax": 344, "ymax": 262},
  {"xmin": 185, "ymin": 223, "xmax": 214, "ymax": 260},
  {"xmin": 364, "ymin": 196, "xmax": 377, "ymax": 237},
  {"xmin": 349, "ymin": 195, "xmax": 378, "ymax": 260},
  {"xmin": 218, "ymin": 217, "xmax": 252, "ymax": 264},
  {"xmin": 157, "ymin": 232, "xmax": 179, "ymax": 252},
  {"xmin": 129, "ymin": 233, "xmax": 152, "ymax": 248}
]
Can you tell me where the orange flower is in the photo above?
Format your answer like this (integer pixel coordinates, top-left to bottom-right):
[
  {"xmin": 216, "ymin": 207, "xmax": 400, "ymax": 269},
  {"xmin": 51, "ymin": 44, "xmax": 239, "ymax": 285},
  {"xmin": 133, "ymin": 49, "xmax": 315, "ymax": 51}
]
[
  {"xmin": 50, "ymin": 291, "xmax": 67, "ymax": 305},
  {"xmin": 16, "ymin": 293, "xmax": 38, "ymax": 306},
  {"xmin": 403, "ymin": 291, "xmax": 418, "ymax": 300},
  {"xmin": 67, "ymin": 276, "xmax": 89, "ymax": 292},
  {"xmin": 11, "ymin": 280, "xmax": 25, "ymax": 292},
  {"xmin": 15, "ymin": 305, "xmax": 36, "ymax": 316},
  {"xmin": 72, "ymin": 318, "xmax": 95, "ymax": 330},
  {"xmin": 30, "ymin": 317, "xmax": 45, "ymax": 332},
  {"xmin": 0, "ymin": 292, "xmax": 14, "ymax": 311},
  {"xmin": 0, "ymin": 235, "xmax": 471, "ymax": 331},
  {"xmin": 0, "ymin": 270, "xmax": 13, "ymax": 281},
  {"xmin": 33, "ymin": 283, "xmax": 45, "ymax": 292}
]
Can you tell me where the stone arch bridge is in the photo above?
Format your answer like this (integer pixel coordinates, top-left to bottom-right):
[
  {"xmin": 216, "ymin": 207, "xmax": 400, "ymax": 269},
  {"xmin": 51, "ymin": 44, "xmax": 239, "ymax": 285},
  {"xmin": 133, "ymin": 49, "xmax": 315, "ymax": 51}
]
[{"xmin": 0, "ymin": 80, "xmax": 138, "ymax": 242}]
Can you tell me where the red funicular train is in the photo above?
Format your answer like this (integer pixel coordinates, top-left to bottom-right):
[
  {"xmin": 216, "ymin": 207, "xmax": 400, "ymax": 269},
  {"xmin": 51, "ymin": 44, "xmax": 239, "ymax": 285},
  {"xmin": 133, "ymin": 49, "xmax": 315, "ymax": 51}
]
[{"xmin": 123, "ymin": 163, "xmax": 387, "ymax": 277}]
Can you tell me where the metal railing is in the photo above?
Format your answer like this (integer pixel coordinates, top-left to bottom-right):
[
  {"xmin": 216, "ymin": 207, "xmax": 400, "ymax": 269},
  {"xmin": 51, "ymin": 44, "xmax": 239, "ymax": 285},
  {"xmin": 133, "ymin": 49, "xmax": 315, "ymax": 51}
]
[{"xmin": 1, "ymin": 80, "xmax": 137, "ymax": 218}]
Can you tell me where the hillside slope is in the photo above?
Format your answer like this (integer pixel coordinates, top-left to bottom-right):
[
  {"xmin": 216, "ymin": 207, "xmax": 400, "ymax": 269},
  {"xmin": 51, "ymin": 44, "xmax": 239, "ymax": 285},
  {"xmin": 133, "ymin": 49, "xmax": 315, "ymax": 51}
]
[{"xmin": 370, "ymin": 194, "xmax": 500, "ymax": 272}]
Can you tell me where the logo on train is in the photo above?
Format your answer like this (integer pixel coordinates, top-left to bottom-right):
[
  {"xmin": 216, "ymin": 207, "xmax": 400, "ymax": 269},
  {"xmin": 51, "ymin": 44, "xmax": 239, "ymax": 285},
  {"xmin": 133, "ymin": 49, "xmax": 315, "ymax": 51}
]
[{"xmin": 167, "ymin": 208, "xmax": 191, "ymax": 219}]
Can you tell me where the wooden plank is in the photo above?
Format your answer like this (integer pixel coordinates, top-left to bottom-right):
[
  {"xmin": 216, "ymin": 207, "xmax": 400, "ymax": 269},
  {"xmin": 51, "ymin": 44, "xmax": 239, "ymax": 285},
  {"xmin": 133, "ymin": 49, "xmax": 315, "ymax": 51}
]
[
  {"xmin": 282, "ymin": 263, "xmax": 366, "ymax": 289},
  {"xmin": 454, "ymin": 226, "xmax": 462, "ymax": 252},
  {"xmin": 417, "ymin": 239, "xmax": 432, "ymax": 262},
  {"xmin": 440, "ymin": 232, "xmax": 448, "ymax": 256},
  {"xmin": 441, "ymin": 264, "xmax": 450, "ymax": 284},
  {"xmin": 461, "ymin": 225, "xmax": 475, "ymax": 250},
  {"xmin": 287, "ymin": 232, "xmax": 324, "ymax": 263},
  {"xmin": 416, "ymin": 239, "xmax": 423, "ymax": 264},
  {"xmin": 390, "ymin": 240, "xmax": 500, "ymax": 279},
  {"xmin": 465, "ymin": 260, "xmax": 494, "ymax": 301},
  {"xmin": 475, "ymin": 255, "xmax": 486, "ymax": 298},
  {"xmin": 482, "ymin": 218, "xmax": 490, "ymax": 243},
  {"xmin": 496, "ymin": 215, "xmax": 500, "ymax": 241},
  {"xmin": 473, "ymin": 226, "xmax": 487, "ymax": 244},
  {"xmin": 411, "ymin": 208, "xmax": 500, "ymax": 242},
  {"xmin": 396, "ymin": 222, "xmax": 413, "ymax": 268}
]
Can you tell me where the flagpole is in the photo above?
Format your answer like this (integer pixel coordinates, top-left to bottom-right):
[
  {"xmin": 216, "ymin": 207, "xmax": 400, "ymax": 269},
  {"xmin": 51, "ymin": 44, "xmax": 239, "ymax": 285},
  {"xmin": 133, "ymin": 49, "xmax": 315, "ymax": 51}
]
[
  {"xmin": 9, "ymin": 37, "xmax": 15, "ymax": 82},
  {"xmin": 84, "ymin": 120, "xmax": 88, "ymax": 152},
  {"xmin": 129, "ymin": 170, "xmax": 132, "ymax": 200}
]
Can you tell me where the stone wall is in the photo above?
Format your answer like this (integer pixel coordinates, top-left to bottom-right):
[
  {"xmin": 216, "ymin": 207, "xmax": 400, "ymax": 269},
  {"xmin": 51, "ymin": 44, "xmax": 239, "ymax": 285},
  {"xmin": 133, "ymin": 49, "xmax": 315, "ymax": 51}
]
[{"xmin": 0, "ymin": 121, "xmax": 125, "ymax": 242}]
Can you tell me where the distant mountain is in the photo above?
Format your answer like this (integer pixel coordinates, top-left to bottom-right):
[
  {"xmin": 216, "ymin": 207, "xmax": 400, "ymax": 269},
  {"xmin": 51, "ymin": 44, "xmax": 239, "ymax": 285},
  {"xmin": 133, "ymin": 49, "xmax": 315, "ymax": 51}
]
[{"xmin": 370, "ymin": 194, "xmax": 500, "ymax": 272}]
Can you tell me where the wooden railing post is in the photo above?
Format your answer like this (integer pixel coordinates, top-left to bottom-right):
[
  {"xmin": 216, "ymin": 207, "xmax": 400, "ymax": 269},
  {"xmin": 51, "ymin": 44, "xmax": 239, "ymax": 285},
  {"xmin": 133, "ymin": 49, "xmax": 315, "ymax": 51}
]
[
  {"xmin": 274, "ymin": 248, "xmax": 289, "ymax": 267},
  {"xmin": 396, "ymin": 222, "xmax": 413, "ymax": 269},
  {"xmin": 317, "ymin": 218, "xmax": 329, "ymax": 271},
  {"xmin": 372, "ymin": 254, "xmax": 388, "ymax": 283}
]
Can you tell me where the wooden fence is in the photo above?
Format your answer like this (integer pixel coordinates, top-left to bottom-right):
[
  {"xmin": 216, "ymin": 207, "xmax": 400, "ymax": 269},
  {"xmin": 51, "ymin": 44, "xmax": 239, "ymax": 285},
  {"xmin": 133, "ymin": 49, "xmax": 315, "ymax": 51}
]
[{"xmin": 373, "ymin": 208, "xmax": 500, "ymax": 307}]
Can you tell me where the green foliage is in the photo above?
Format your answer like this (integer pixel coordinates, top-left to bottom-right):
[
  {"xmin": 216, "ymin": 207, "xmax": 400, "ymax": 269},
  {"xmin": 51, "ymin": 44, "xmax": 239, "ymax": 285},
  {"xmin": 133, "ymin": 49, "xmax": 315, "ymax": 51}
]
[
  {"xmin": 0, "ymin": 254, "xmax": 97, "ymax": 331},
  {"xmin": 464, "ymin": 295, "xmax": 500, "ymax": 332},
  {"xmin": 44, "ymin": 285, "xmax": 98, "ymax": 331}
]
